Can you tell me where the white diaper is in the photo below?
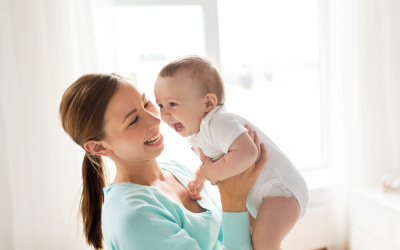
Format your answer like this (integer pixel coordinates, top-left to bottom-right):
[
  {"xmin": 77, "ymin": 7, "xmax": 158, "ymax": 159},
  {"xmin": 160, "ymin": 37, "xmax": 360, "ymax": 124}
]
[
  {"xmin": 262, "ymin": 182, "xmax": 294, "ymax": 200},
  {"xmin": 246, "ymin": 159, "xmax": 309, "ymax": 219}
]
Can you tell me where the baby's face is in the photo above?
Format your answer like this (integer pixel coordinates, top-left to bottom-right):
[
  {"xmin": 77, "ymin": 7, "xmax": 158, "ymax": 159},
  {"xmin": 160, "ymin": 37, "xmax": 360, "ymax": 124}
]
[{"xmin": 154, "ymin": 71, "xmax": 207, "ymax": 137}]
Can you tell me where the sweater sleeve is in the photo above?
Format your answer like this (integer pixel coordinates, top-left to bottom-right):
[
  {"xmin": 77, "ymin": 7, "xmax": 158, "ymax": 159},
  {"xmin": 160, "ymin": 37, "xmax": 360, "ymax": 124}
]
[{"xmin": 221, "ymin": 211, "xmax": 253, "ymax": 250}]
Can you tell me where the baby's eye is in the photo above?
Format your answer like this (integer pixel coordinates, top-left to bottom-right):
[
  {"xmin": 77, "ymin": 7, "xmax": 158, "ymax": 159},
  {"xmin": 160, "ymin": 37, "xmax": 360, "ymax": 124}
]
[{"xmin": 169, "ymin": 102, "xmax": 177, "ymax": 107}]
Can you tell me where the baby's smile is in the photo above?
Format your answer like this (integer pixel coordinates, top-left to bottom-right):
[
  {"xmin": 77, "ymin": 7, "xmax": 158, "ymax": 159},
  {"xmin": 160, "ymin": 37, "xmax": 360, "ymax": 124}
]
[{"xmin": 173, "ymin": 122, "xmax": 184, "ymax": 133}]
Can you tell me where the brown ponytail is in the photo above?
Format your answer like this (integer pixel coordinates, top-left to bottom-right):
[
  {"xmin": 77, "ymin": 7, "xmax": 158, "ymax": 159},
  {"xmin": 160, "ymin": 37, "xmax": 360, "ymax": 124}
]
[
  {"xmin": 59, "ymin": 73, "xmax": 125, "ymax": 249},
  {"xmin": 81, "ymin": 152, "xmax": 107, "ymax": 249}
]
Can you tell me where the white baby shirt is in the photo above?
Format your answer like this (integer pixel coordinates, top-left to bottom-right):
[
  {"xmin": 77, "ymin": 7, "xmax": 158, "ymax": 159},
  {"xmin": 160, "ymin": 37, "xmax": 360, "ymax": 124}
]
[{"xmin": 188, "ymin": 105, "xmax": 309, "ymax": 219}]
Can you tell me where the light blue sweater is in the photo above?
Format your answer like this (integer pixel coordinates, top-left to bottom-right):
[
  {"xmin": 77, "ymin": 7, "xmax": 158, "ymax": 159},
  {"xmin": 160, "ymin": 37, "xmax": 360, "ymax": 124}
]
[{"xmin": 102, "ymin": 160, "xmax": 252, "ymax": 250}]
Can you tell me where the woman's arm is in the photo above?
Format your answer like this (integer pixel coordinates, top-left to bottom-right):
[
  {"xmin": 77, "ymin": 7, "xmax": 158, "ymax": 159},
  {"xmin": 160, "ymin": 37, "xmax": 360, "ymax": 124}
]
[{"xmin": 217, "ymin": 128, "xmax": 267, "ymax": 249}]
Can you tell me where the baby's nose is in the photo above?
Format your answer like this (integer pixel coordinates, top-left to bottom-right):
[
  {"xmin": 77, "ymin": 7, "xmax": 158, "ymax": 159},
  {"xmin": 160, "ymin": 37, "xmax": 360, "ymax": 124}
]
[{"xmin": 161, "ymin": 109, "xmax": 170, "ymax": 119}]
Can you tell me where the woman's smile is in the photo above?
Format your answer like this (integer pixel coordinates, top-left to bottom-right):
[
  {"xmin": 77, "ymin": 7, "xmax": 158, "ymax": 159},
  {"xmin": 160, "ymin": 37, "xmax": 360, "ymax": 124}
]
[{"xmin": 144, "ymin": 131, "xmax": 164, "ymax": 147}]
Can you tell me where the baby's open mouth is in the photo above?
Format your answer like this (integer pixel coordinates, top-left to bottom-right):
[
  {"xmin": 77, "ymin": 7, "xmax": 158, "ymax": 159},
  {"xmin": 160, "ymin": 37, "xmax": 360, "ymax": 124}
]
[
  {"xmin": 144, "ymin": 132, "xmax": 161, "ymax": 145},
  {"xmin": 174, "ymin": 123, "xmax": 184, "ymax": 133}
]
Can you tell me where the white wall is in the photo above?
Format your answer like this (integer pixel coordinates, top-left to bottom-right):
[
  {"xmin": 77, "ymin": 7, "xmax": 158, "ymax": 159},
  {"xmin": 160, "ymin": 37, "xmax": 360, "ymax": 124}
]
[{"xmin": 0, "ymin": 101, "xmax": 14, "ymax": 250}]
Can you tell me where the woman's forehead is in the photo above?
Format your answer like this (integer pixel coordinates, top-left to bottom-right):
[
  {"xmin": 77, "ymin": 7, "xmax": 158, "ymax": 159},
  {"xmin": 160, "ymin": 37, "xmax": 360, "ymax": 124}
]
[{"xmin": 104, "ymin": 84, "xmax": 143, "ymax": 122}]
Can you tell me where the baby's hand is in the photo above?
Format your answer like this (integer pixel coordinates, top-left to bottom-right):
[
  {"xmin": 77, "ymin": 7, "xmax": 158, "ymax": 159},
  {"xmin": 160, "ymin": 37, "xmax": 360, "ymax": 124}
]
[
  {"xmin": 187, "ymin": 175, "xmax": 205, "ymax": 200},
  {"xmin": 193, "ymin": 147, "xmax": 217, "ymax": 185}
]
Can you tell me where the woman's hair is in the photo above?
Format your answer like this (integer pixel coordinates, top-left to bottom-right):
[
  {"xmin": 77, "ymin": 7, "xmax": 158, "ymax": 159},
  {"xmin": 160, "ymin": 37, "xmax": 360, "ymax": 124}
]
[
  {"xmin": 59, "ymin": 73, "xmax": 125, "ymax": 249},
  {"xmin": 158, "ymin": 55, "xmax": 225, "ymax": 105}
]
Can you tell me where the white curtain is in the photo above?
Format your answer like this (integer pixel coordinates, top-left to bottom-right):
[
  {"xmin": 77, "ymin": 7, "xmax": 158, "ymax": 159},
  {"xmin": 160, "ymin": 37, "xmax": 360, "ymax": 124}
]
[
  {"xmin": 326, "ymin": 0, "xmax": 400, "ymax": 249},
  {"xmin": 0, "ymin": 0, "xmax": 115, "ymax": 249}
]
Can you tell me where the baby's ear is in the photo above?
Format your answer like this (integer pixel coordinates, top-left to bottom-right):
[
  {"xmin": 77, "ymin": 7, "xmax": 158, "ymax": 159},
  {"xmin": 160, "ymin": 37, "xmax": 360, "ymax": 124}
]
[{"xmin": 204, "ymin": 93, "xmax": 217, "ymax": 111}]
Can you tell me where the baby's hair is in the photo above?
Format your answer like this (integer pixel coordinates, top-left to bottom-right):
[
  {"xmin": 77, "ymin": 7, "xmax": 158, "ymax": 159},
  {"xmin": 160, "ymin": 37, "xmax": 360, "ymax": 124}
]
[{"xmin": 158, "ymin": 55, "xmax": 225, "ymax": 105}]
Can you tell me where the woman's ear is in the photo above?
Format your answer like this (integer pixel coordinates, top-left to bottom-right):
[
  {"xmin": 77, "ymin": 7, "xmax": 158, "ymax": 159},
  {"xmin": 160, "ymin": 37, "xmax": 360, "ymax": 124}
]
[
  {"xmin": 204, "ymin": 93, "xmax": 218, "ymax": 112},
  {"xmin": 83, "ymin": 140, "xmax": 111, "ymax": 156}
]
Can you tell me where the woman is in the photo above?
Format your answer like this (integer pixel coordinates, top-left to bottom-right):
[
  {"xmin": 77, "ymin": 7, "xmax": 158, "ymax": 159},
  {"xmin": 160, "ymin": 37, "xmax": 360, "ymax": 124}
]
[{"xmin": 59, "ymin": 73, "xmax": 267, "ymax": 249}]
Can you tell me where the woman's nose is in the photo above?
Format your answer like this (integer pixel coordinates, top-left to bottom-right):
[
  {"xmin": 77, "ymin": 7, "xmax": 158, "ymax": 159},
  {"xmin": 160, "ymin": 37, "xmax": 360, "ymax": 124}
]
[{"xmin": 145, "ymin": 109, "xmax": 161, "ymax": 126}]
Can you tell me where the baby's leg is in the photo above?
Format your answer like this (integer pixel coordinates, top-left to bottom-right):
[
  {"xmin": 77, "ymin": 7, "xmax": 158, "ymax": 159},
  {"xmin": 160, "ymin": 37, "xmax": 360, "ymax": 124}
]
[{"xmin": 252, "ymin": 197, "xmax": 300, "ymax": 250}]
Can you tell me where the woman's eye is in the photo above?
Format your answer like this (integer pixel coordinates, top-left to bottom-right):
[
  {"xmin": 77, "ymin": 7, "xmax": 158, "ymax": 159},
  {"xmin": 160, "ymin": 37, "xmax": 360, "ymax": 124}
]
[
  {"xmin": 144, "ymin": 100, "xmax": 151, "ymax": 109},
  {"xmin": 169, "ymin": 102, "xmax": 177, "ymax": 107},
  {"xmin": 129, "ymin": 116, "xmax": 139, "ymax": 126}
]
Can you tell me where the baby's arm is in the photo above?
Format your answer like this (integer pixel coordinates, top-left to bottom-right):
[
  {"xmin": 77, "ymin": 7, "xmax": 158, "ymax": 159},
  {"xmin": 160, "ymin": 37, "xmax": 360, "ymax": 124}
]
[{"xmin": 202, "ymin": 131, "xmax": 258, "ymax": 185}]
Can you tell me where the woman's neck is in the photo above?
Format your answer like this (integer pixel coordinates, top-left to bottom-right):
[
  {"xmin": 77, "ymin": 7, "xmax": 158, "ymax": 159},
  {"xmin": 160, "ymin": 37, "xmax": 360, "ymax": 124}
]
[{"xmin": 113, "ymin": 159, "xmax": 165, "ymax": 186}]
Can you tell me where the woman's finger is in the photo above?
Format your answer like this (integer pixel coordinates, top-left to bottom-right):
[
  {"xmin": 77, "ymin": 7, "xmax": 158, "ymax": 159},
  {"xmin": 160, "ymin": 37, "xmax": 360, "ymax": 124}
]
[
  {"xmin": 253, "ymin": 143, "xmax": 267, "ymax": 175},
  {"xmin": 253, "ymin": 131, "xmax": 260, "ymax": 152},
  {"xmin": 245, "ymin": 124, "xmax": 255, "ymax": 141}
]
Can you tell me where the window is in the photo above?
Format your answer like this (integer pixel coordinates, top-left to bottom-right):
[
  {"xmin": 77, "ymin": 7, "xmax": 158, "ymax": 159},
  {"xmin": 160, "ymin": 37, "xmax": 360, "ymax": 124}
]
[
  {"xmin": 218, "ymin": 0, "xmax": 323, "ymax": 171},
  {"xmin": 112, "ymin": 0, "xmax": 324, "ymax": 171}
]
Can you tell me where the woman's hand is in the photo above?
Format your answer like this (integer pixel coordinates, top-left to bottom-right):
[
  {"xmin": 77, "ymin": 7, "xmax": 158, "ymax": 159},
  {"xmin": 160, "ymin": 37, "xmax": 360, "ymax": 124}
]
[{"xmin": 217, "ymin": 125, "xmax": 267, "ymax": 212}]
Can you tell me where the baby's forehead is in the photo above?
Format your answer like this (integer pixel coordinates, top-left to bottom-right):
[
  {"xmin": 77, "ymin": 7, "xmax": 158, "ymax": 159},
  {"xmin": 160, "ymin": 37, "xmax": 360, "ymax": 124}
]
[{"xmin": 174, "ymin": 68, "xmax": 196, "ymax": 81}]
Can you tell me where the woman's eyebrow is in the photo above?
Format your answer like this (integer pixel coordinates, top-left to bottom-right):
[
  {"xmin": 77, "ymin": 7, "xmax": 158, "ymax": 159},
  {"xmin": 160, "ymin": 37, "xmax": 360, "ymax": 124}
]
[{"xmin": 122, "ymin": 93, "xmax": 145, "ymax": 123}]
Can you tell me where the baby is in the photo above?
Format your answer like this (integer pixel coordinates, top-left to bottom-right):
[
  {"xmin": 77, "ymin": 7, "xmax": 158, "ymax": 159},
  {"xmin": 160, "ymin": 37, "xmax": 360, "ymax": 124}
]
[{"xmin": 154, "ymin": 55, "xmax": 309, "ymax": 249}]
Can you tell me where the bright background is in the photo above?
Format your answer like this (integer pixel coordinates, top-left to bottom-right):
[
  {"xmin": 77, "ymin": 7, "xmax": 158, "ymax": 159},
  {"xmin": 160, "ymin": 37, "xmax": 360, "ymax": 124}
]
[
  {"xmin": 1, "ymin": 0, "xmax": 400, "ymax": 249},
  {"xmin": 111, "ymin": 1, "xmax": 323, "ymax": 171}
]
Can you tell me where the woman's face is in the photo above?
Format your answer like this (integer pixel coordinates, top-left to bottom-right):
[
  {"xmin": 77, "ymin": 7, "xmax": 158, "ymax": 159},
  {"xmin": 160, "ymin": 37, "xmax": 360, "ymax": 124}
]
[{"xmin": 101, "ymin": 83, "xmax": 164, "ymax": 164}]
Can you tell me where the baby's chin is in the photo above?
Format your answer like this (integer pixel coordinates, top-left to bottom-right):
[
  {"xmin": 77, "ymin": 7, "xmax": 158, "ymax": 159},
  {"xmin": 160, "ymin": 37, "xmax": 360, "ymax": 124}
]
[
  {"xmin": 182, "ymin": 130, "xmax": 199, "ymax": 138},
  {"xmin": 175, "ymin": 127, "xmax": 196, "ymax": 138},
  {"xmin": 176, "ymin": 129, "xmax": 192, "ymax": 138}
]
